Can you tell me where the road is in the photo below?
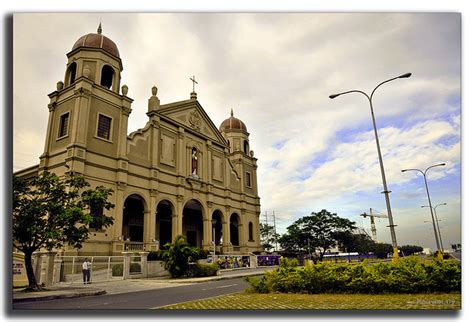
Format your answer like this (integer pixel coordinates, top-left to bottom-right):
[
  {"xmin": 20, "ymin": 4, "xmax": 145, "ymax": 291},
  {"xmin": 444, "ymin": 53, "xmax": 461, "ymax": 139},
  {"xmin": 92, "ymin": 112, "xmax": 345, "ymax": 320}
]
[
  {"xmin": 13, "ymin": 277, "xmax": 248, "ymax": 310},
  {"xmin": 451, "ymin": 250, "xmax": 461, "ymax": 261}
]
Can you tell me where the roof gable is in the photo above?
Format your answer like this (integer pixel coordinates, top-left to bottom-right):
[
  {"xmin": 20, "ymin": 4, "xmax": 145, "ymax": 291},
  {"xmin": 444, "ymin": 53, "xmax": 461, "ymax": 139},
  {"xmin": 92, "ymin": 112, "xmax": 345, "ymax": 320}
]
[{"xmin": 158, "ymin": 99, "xmax": 228, "ymax": 146}]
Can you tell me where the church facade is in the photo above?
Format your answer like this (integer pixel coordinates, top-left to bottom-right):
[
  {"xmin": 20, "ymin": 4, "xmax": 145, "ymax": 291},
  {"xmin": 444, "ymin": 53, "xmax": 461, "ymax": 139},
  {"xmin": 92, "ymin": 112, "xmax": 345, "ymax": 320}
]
[{"xmin": 15, "ymin": 26, "xmax": 262, "ymax": 256}]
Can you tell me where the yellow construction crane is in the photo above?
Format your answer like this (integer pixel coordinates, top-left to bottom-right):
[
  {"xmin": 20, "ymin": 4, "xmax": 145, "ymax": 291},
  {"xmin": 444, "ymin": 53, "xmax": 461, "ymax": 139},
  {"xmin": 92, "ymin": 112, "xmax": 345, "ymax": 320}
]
[{"xmin": 360, "ymin": 208, "xmax": 388, "ymax": 243}]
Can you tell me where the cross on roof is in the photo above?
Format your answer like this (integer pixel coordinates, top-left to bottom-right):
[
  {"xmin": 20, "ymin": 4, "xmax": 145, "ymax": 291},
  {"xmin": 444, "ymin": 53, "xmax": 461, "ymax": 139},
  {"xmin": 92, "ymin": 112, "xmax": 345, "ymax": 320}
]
[{"xmin": 189, "ymin": 75, "xmax": 198, "ymax": 92}]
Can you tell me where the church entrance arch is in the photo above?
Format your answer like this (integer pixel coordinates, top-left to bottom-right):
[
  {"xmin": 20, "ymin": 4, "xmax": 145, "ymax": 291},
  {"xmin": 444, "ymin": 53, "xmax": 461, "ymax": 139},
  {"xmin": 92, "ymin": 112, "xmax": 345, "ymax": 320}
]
[
  {"xmin": 156, "ymin": 200, "xmax": 173, "ymax": 248},
  {"xmin": 230, "ymin": 213, "xmax": 240, "ymax": 246},
  {"xmin": 211, "ymin": 210, "xmax": 224, "ymax": 249},
  {"xmin": 182, "ymin": 199, "xmax": 204, "ymax": 248},
  {"xmin": 122, "ymin": 194, "xmax": 145, "ymax": 242}
]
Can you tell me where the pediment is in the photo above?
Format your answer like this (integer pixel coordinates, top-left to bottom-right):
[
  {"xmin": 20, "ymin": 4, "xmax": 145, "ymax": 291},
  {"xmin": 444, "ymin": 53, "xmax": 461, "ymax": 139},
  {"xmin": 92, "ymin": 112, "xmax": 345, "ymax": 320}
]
[{"xmin": 158, "ymin": 100, "xmax": 228, "ymax": 145}]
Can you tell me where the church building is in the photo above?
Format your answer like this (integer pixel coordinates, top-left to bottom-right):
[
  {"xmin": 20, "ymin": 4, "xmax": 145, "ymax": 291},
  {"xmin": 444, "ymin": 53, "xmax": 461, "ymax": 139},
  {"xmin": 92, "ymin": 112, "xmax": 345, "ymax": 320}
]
[{"xmin": 15, "ymin": 25, "xmax": 262, "ymax": 256}]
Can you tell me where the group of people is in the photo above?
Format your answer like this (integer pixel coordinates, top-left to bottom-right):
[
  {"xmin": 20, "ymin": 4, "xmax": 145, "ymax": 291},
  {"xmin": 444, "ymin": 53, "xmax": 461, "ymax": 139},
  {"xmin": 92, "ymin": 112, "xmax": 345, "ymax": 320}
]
[{"xmin": 212, "ymin": 256, "xmax": 250, "ymax": 269}]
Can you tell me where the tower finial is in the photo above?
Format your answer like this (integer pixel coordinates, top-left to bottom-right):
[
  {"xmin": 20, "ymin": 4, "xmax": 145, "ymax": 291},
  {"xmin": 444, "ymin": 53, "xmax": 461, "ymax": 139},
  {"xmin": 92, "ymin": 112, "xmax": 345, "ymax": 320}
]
[
  {"xmin": 97, "ymin": 22, "xmax": 102, "ymax": 34},
  {"xmin": 231, "ymin": 108, "xmax": 234, "ymax": 117}
]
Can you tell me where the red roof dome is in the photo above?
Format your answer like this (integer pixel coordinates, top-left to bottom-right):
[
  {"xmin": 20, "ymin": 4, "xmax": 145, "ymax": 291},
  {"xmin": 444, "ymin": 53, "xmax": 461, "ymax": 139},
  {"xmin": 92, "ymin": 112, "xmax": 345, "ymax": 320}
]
[
  {"xmin": 219, "ymin": 109, "xmax": 247, "ymax": 132},
  {"xmin": 71, "ymin": 24, "xmax": 120, "ymax": 58}
]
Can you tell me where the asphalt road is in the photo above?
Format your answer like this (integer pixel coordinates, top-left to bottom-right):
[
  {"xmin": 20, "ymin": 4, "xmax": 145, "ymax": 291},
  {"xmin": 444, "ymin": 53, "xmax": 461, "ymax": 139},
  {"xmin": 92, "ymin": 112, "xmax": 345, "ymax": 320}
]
[
  {"xmin": 13, "ymin": 277, "xmax": 249, "ymax": 310},
  {"xmin": 451, "ymin": 250, "xmax": 461, "ymax": 261}
]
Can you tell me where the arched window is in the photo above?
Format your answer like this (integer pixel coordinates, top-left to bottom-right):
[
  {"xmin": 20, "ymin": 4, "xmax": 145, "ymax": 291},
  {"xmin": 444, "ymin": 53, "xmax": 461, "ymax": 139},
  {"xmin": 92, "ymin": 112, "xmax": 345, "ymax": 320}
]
[
  {"xmin": 100, "ymin": 65, "xmax": 114, "ymax": 89},
  {"xmin": 244, "ymin": 140, "xmax": 249, "ymax": 155},
  {"xmin": 67, "ymin": 62, "xmax": 77, "ymax": 86},
  {"xmin": 248, "ymin": 222, "xmax": 254, "ymax": 241}
]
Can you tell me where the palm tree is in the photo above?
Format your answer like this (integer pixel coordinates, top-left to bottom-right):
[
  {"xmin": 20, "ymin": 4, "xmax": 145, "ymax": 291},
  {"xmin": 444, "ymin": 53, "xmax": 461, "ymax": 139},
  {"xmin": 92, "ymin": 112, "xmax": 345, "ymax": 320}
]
[{"xmin": 161, "ymin": 235, "xmax": 199, "ymax": 277}]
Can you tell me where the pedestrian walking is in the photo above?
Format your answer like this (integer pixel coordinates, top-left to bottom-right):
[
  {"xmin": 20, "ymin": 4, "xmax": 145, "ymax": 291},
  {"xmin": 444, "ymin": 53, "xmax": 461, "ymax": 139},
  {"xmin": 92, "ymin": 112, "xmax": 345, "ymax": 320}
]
[{"xmin": 82, "ymin": 258, "xmax": 91, "ymax": 284}]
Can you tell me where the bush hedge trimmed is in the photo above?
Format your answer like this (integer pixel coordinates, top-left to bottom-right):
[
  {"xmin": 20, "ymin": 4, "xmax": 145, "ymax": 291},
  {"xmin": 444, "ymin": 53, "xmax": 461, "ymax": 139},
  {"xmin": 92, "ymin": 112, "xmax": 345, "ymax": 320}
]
[
  {"xmin": 245, "ymin": 257, "xmax": 461, "ymax": 294},
  {"xmin": 187, "ymin": 262, "xmax": 219, "ymax": 277}
]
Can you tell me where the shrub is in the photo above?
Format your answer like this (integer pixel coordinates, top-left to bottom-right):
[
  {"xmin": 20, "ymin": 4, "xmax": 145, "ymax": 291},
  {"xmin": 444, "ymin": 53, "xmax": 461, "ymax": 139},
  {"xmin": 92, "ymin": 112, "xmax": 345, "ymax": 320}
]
[
  {"xmin": 112, "ymin": 264, "xmax": 123, "ymax": 276},
  {"xmin": 188, "ymin": 262, "xmax": 219, "ymax": 277},
  {"xmin": 245, "ymin": 256, "xmax": 461, "ymax": 294},
  {"xmin": 147, "ymin": 250, "xmax": 165, "ymax": 261},
  {"xmin": 244, "ymin": 276, "xmax": 270, "ymax": 293},
  {"xmin": 197, "ymin": 249, "xmax": 210, "ymax": 259},
  {"xmin": 161, "ymin": 235, "xmax": 200, "ymax": 278},
  {"xmin": 130, "ymin": 263, "xmax": 141, "ymax": 273}
]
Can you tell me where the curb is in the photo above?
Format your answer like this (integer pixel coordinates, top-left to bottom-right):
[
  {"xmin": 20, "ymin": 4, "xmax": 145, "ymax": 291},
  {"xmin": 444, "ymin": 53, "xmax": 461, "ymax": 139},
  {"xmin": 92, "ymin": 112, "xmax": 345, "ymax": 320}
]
[{"xmin": 13, "ymin": 290, "xmax": 107, "ymax": 304}]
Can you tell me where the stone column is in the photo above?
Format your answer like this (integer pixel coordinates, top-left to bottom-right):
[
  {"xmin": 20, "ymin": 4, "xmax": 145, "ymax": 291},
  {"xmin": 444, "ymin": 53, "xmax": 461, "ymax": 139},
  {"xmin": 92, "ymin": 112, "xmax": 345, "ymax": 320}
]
[
  {"xmin": 114, "ymin": 185, "xmax": 126, "ymax": 240},
  {"xmin": 53, "ymin": 257, "xmax": 63, "ymax": 284},
  {"xmin": 203, "ymin": 218, "xmax": 212, "ymax": 251},
  {"xmin": 143, "ymin": 210, "xmax": 151, "ymax": 249},
  {"xmin": 200, "ymin": 203, "xmax": 209, "ymax": 250},
  {"xmin": 139, "ymin": 252, "xmax": 149, "ymax": 278},
  {"xmin": 39, "ymin": 252, "xmax": 56, "ymax": 286},
  {"xmin": 32, "ymin": 252, "xmax": 43, "ymax": 283},
  {"xmin": 177, "ymin": 128, "xmax": 185, "ymax": 176},
  {"xmin": 122, "ymin": 252, "xmax": 133, "ymax": 280},
  {"xmin": 148, "ymin": 191, "xmax": 157, "ymax": 250},
  {"xmin": 222, "ymin": 209, "xmax": 231, "ymax": 253},
  {"xmin": 172, "ymin": 196, "xmax": 184, "ymax": 240}
]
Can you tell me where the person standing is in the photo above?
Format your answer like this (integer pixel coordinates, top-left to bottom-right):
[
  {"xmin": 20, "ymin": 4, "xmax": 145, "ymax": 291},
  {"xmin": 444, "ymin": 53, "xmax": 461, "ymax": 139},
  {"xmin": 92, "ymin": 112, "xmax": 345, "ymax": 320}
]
[{"xmin": 82, "ymin": 258, "xmax": 91, "ymax": 284}]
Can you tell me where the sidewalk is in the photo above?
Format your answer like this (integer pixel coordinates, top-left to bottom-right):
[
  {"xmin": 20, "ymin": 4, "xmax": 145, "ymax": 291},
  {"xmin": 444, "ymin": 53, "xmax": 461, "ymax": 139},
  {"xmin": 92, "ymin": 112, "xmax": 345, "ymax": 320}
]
[{"xmin": 13, "ymin": 266, "xmax": 273, "ymax": 304}]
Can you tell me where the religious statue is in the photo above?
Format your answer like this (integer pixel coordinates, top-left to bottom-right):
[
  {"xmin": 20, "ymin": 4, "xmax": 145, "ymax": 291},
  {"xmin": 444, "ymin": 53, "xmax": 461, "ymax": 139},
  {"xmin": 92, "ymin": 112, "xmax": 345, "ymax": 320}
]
[{"xmin": 191, "ymin": 148, "xmax": 198, "ymax": 178}]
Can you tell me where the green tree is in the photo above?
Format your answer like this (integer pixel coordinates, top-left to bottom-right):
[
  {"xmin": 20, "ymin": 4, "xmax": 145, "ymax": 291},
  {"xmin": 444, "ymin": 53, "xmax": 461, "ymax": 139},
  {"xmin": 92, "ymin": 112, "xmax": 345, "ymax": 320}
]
[
  {"xmin": 279, "ymin": 209, "xmax": 356, "ymax": 261},
  {"xmin": 399, "ymin": 245, "xmax": 424, "ymax": 256},
  {"xmin": 336, "ymin": 232, "xmax": 376, "ymax": 254},
  {"xmin": 373, "ymin": 242, "xmax": 393, "ymax": 259},
  {"xmin": 161, "ymin": 235, "xmax": 199, "ymax": 278},
  {"xmin": 13, "ymin": 171, "xmax": 114, "ymax": 289},
  {"xmin": 260, "ymin": 223, "xmax": 278, "ymax": 252}
]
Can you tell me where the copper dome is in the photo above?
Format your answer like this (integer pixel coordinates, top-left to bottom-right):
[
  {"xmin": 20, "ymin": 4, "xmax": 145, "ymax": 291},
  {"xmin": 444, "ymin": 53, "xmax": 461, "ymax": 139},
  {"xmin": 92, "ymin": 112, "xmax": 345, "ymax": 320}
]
[
  {"xmin": 71, "ymin": 25, "xmax": 120, "ymax": 58},
  {"xmin": 219, "ymin": 109, "xmax": 247, "ymax": 133}
]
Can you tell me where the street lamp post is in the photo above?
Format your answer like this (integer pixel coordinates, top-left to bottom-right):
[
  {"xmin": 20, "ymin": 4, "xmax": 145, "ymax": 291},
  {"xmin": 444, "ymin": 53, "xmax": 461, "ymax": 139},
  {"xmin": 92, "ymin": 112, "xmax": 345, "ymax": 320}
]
[
  {"xmin": 330, "ymin": 72, "xmax": 411, "ymax": 262},
  {"xmin": 401, "ymin": 163, "xmax": 446, "ymax": 259},
  {"xmin": 422, "ymin": 203, "xmax": 447, "ymax": 252}
]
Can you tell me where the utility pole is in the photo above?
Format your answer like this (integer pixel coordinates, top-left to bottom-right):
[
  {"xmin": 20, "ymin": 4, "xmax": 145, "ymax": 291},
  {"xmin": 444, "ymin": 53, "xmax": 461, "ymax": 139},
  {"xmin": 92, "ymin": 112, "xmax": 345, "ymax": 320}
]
[{"xmin": 273, "ymin": 211, "xmax": 278, "ymax": 252}]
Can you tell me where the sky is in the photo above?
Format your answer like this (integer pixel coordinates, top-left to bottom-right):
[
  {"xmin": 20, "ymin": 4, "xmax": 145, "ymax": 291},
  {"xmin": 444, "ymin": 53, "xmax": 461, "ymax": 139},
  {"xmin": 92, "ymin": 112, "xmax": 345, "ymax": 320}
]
[{"xmin": 13, "ymin": 13, "xmax": 461, "ymax": 251}]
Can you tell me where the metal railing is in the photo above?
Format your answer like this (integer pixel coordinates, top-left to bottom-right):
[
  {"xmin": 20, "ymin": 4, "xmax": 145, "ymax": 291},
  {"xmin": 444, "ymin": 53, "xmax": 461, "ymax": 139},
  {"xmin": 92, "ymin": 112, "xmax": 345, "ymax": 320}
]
[
  {"xmin": 125, "ymin": 242, "xmax": 144, "ymax": 251},
  {"xmin": 56, "ymin": 255, "xmax": 124, "ymax": 284}
]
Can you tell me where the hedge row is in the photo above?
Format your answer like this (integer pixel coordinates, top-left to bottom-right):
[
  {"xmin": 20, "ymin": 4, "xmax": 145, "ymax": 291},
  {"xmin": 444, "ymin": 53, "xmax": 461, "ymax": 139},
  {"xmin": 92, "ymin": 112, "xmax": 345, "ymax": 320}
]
[{"xmin": 245, "ymin": 257, "xmax": 461, "ymax": 294}]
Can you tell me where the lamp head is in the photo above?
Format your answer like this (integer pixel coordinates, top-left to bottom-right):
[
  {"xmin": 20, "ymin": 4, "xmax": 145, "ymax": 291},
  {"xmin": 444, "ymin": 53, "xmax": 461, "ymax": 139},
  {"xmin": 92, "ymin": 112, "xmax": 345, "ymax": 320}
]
[
  {"xmin": 398, "ymin": 72, "xmax": 412, "ymax": 79},
  {"xmin": 329, "ymin": 94, "xmax": 340, "ymax": 99}
]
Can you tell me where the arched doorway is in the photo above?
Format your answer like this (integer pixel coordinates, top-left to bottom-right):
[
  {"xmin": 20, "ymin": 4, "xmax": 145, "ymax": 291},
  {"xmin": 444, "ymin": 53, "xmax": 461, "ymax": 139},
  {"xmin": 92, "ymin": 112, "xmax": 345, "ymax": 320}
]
[
  {"xmin": 211, "ymin": 210, "xmax": 224, "ymax": 250},
  {"xmin": 230, "ymin": 213, "xmax": 240, "ymax": 246},
  {"xmin": 156, "ymin": 200, "xmax": 173, "ymax": 247},
  {"xmin": 122, "ymin": 194, "xmax": 145, "ymax": 242},
  {"xmin": 182, "ymin": 199, "xmax": 204, "ymax": 248}
]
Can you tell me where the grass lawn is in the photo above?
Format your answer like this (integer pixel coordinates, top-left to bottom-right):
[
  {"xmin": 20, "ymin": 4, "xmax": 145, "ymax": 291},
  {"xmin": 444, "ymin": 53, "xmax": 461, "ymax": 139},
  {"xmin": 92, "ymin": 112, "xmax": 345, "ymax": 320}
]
[{"xmin": 160, "ymin": 292, "xmax": 461, "ymax": 310}]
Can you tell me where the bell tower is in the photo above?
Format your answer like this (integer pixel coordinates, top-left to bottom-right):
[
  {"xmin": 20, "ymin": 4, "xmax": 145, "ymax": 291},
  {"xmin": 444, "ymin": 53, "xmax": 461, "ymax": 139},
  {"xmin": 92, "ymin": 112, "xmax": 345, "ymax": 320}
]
[
  {"xmin": 39, "ymin": 24, "xmax": 133, "ymax": 177},
  {"xmin": 219, "ymin": 109, "xmax": 258, "ymax": 194}
]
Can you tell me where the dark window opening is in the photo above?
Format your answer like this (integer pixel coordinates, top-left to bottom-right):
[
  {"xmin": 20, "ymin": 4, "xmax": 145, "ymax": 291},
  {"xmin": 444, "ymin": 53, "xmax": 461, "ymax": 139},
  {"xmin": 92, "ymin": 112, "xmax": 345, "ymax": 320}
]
[
  {"xmin": 246, "ymin": 172, "xmax": 251, "ymax": 187},
  {"xmin": 67, "ymin": 63, "xmax": 77, "ymax": 85},
  {"xmin": 100, "ymin": 65, "xmax": 114, "ymax": 89},
  {"xmin": 58, "ymin": 113, "xmax": 69, "ymax": 138},
  {"xmin": 97, "ymin": 114, "xmax": 112, "ymax": 140},
  {"xmin": 248, "ymin": 222, "xmax": 254, "ymax": 241},
  {"xmin": 244, "ymin": 140, "xmax": 249, "ymax": 155},
  {"xmin": 230, "ymin": 214, "xmax": 240, "ymax": 246}
]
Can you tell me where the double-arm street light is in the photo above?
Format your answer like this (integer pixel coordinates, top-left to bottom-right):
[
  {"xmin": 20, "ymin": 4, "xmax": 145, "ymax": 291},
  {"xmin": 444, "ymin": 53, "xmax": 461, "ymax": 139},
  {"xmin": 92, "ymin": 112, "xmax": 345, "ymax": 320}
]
[
  {"xmin": 330, "ymin": 72, "xmax": 412, "ymax": 261},
  {"xmin": 401, "ymin": 163, "xmax": 446, "ymax": 259},
  {"xmin": 422, "ymin": 202, "xmax": 447, "ymax": 252}
]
